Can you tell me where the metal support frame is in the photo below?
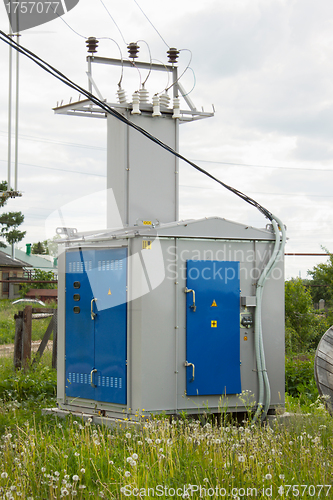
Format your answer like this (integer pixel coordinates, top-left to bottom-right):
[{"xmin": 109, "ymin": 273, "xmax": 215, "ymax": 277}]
[{"xmin": 53, "ymin": 55, "xmax": 214, "ymax": 122}]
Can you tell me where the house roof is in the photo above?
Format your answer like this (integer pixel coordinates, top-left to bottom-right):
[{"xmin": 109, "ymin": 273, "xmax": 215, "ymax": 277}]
[
  {"xmin": 1, "ymin": 246, "xmax": 56, "ymax": 271},
  {"xmin": 0, "ymin": 251, "xmax": 26, "ymax": 268}
]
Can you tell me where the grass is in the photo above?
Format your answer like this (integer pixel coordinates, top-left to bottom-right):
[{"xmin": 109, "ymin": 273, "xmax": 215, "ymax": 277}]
[
  {"xmin": 1, "ymin": 300, "xmax": 332, "ymax": 498},
  {"xmin": 0, "ymin": 352, "xmax": 333, "ymax": 499},
  {"xmin": 0, "ymin": 299, "xmax": 57, "ymax": 344}
]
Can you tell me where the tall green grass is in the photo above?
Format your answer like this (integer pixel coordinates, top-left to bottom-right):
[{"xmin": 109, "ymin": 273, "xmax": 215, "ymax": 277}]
[
  {"xmin": 1, "ymin": 352, "xmax": 333, "ymax": 499},
  {"xmin": 0, "ymin": 299, "xmax": 57, "ymax": 344}
]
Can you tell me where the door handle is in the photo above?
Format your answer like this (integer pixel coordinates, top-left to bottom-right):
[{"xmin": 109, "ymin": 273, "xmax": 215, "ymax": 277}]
[
  {"xmin": 185, "ymin": 287, "xmax": 196, "ymax": 311},
  {"xmin": 90, "ymin": 368, "xmax": 97, "ymax": 387},
  {"xmin": 185, "ymin": 361, "xmax": 195, "ymax": 382},
  {"xmin": 91, "ymin": 298, "xmax": 97, "ymax": 320}
]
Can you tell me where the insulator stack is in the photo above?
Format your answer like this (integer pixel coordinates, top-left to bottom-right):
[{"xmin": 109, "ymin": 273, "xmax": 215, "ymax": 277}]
[
  {"xmin": 139, "ymin": 86, "xmax": 149, "ymax": 104},
  {"xmin": 152, "ymin": 95, "xmax": 161, "ymax": 117},
  {"xmin": 127, "ymin": 42, "xmax": 140, "ymax": 59},
  {"xmin": 159, "ymin": 92, "xmax": 170, "ymax": 109},
  {"xmin": 86, "ymin": 37, "xmax": 99, "ymax": 54},
  {"xmin": 167, "ymin": 47, "xmax": 179, "ymax": 64},
  {"xmin": 172, "ymin": 97, "xmax": 181, "ymax": 119},
  {"xmin": 117, "ymin": 87, "xmax": 127, "ymax": 104},
  {"xmin": 131, "ymin": 92, "xmax": 141, "ymax": 114}
]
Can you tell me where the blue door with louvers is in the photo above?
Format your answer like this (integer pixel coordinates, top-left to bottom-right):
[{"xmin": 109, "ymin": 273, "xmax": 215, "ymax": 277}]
[
  {"xmin": 185, "ymin": 260, "xmax": 241, "ymax": 396},
  {"xmin": 65, "ymin": 247, "xmax": 127, "ymax": 404}
]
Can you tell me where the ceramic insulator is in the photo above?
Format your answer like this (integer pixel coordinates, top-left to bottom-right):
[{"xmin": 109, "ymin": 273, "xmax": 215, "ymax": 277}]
[
  {"xmin": 131, "ymin": 92, "xmax": 141, "ymax": 114},
  {"xmin": 139, "ymin": 87, "xmax": 149, "ymax": 104},
  {"xmin": 159, "ymin": 92, "xmax": 170, "ymax": 109},
  {"xmin": 117, "ymin": 87, "xmax": 127, "ymax": 104},
  {"xmin": 152, "ymin": 95, "xmax": 161, "ymax": 117},
  {"xmin": 172, "ymin": 97, "xmax": 181, "ymax": 119}
]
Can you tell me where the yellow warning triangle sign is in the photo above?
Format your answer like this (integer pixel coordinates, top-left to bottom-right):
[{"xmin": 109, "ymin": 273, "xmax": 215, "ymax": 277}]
[
  {"xmin": 211, "ymin": 300, "xmax": 217, "ymax": 307},
  {"xmin": 108, "ymin": 288, "xmax": 112, "ymax": 295}
]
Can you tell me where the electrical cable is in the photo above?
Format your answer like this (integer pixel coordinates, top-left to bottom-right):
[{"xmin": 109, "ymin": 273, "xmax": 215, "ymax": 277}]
[
  {"xmin": 99, "ymin": 0, "xmax": 128, "ymax": 46},
  {"xmin": 165, "ymin": 48, "xmax": 193, "ymax": 93},
  {"xmin": 0, "ymin": 31, "xmax": 286, "ymax": 421},
  {"xmin": 133, "ymin": 0, "xmax": 169, "ymax": 49},
  {"xmin": 0, "ymin": 30, "xmax": 274, "ymax": 220}
]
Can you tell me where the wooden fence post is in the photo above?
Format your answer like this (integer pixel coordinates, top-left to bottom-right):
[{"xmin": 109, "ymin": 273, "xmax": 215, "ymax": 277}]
[
  {"xmin": 22, "ymin": 305, "xmax": 32, "ymax": 370},
  {"xmin": 13, "ymin": 311, "xmax": 23, "ymax": 369}
]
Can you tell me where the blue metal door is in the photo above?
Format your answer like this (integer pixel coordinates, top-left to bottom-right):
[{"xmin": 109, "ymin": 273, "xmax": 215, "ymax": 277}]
[
  {"xmin": 185, "ymin": 260, "xmax": 241, "ymax": 396},
  {"xmin": 65, "ymin": 247, "xmax": 127, "ymax": 404}
]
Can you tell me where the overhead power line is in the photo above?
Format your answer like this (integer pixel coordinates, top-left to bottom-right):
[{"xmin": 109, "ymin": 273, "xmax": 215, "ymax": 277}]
[{"xmin": 0, "ymin": 30, "xmax": 274, "ymax": 222}]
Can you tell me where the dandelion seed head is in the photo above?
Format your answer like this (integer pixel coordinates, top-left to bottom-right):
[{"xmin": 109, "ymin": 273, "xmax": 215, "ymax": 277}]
[{"xmin": 72, "ymin": 475, "xmax": 79, "ymax": 482}]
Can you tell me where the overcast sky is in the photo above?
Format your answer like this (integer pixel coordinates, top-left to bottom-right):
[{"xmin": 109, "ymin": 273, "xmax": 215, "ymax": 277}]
[{"xmin": 0, "ymin": 0, "xmax": 333, "ymax": 280}]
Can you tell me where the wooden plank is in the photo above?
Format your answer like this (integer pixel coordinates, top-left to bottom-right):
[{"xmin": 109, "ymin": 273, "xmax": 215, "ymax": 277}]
[
  {"xmin": 22, "ymin": 306, "xmax": 32, "ymax": 370},
  {"xmin": 32, "ymin": 312, "xmax": 54, "ymax": 364},
  {"xmin": 316, "ymin": 357, "xmax": 333, "ymax": 376},
  {"xmin": 324, "ymin": 327, "xmax": 333, "ymax": 342},
  {"xmin": 31, "ymin": 308, "xmax": 55, "ymax": 314},
  {"xmin": 316, "ymin": 367, "xmax": 333, "ymax": 396},
  {"xmin": 319, "ymin": 333, "xmax": 333, "ymax": 352},
  {"xmin": 317, "ymin": 348, "xmax": 333, "ymax": 365},
  {"xmin": 13, "ymin": 312, "xmax": 23, "ymax": 369}
]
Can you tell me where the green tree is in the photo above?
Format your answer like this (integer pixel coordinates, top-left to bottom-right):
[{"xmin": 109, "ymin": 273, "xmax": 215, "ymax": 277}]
[
  {"xmin": 32, "ymin": 241, "xmax": 49, "ymax": 255},
  {"xmin": 0, "ymin": 181, "xmax": 26, "ymax": 247},
  {"xmin": 307, "ymin": 248, "xmax": 333, "ymax": 307},
  {"xmin": 19, "ymin": 268, "xmax": 57, "ymax": 298},
  {"xmin": 285, "ymin": 277, "xmax": 331, "ymax": 352}
]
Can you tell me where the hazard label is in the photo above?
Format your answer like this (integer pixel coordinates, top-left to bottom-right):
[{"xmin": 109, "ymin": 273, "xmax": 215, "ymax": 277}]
[
  {"xmin": 142, "ymin": 240, "xmax": 152, "ymax": 250},
  {"xmin": 108, "ymin": 288, "xmax": 112, "ymax": 295},
  {"xmin": 211, "ymin": 300, "xmax": 217, "ymax": 307},
  {"xmin": 211, "ymin": 320, "xmax": 217, "ymax": 328}
]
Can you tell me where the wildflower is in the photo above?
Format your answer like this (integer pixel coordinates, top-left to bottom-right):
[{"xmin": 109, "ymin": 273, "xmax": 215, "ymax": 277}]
[
  {"xmin": 1, "ymin": 472, "xmax": 8, "ymax": 479},
  {"xmin": 124, "ymin": 471, "xmax": 131, "ymax": 477},
  {"xmin": 132, "ymin": 453, "xmax": 138, "ymax": 460},
  {"xmin": 109, "ymin": 461, "xmax": 114, "ymax": 465},
  {"xmin": 125, "ymin": 433, "xmax": 131, "ymax": 439},
  {"xmin": 41, "ymin": 468, "xmax": 46, "ymax": 473},
  {"xmin": 60, "ymin": 488, "xmax": 69, "ymax": 496},
  {"xmin": 265, "ymin": 474, "xmax": 272, "ymax": 480},
  {"xmin": 80, "ymin": 468, "xmax": 85, "ymax": 474},
  {"xmin": 54, "ymin": 471, "xmax": 60, "ymax": 477},
  {"xmin": 78, "ymin": 485, "xmax": 86, "ymax": 489},
  {"xmin": 72, "ymin": 475, "xmax": 79, "ymax": 482},
  {"xmin": 238, "ymin": 456, "xmax": 245, "ymax": 463},
  {"xmin": 155, "ymin": 439, "xmax": 161, "ymax": 444},
  {"xmin": 74, "ymin": 452, "xmax": 80, "ymax": 457},
  {"xmin": 279, "ymin": 474, "xmax": 285, "ymax": 480}
]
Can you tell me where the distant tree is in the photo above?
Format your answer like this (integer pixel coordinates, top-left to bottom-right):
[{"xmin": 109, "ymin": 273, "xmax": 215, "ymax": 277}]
[
  {"xmin": 32, "ymin": 241, "xmax": 49, "ymax": 255},
  {"xmin": 285, "ymin": 278, "xmax": 329, "ymax": 352},
  {"xmin": 307, "ymin": 248, "xmax": 333, "ymax": 307},
  {"xmin": 19, "ymin": 268, "xmax": 57, "ymax": 298},
  {"xmin": 0, "ymin": 181, "xmax": 26, "ymax": 247}
]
